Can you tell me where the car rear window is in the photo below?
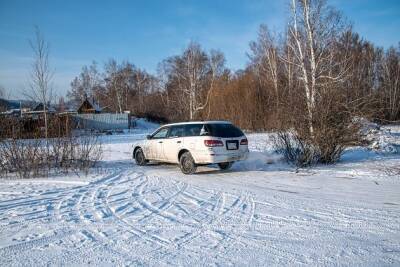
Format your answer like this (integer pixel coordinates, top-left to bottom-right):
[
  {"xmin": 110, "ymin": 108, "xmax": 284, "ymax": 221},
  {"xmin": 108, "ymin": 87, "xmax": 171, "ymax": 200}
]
[{"xmin": 205, "ymin": 123, "xmax": 244, "ymax": 138}]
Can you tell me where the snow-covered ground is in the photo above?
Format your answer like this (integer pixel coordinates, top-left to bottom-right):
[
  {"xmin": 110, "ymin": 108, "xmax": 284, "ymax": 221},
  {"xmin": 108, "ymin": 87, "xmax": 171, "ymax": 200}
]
[{"xmin": 1, "ymin": 121, "xmax": 399, "ymax": 266}]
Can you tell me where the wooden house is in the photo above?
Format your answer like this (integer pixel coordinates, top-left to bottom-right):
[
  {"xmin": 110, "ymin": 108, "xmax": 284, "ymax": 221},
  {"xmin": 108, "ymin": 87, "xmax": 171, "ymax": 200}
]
[{"xmin": 77, "ymin": 98, "xmax": 102, "ymax": 114}]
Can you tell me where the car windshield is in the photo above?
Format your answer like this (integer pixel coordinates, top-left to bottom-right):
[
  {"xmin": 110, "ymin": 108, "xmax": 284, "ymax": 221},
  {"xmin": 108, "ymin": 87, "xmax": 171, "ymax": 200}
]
[
  {"xmin": 205, "ymin": 123, "xmax": 244, "ymax": 138},
  {"xmin": 152, "ymin": 128, "xmax": 169, "ymax": 139}
]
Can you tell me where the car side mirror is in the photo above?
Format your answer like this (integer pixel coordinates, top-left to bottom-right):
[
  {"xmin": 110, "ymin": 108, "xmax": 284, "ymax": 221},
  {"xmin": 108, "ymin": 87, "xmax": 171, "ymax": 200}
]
[{"xmin": 146, "ymin": 135, "xmax": 151, "ymax": 140}]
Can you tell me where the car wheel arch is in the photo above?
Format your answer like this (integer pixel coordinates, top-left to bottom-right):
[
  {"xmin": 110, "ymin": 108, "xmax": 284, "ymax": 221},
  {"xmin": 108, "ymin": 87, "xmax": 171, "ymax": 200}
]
[
  {"xmin": 178, "ymin": 149, "xmax": 190, "ymax": 162},
  {"xmin": 133, "ymin": 146, "xmax": 143, "ymax": 157}
]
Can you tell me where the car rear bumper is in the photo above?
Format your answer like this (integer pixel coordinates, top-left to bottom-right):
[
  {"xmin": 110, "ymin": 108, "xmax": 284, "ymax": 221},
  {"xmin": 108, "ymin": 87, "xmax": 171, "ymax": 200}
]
[{"xmin": 195, "ymin": 149, "xmax": 249, "ymax": 164}]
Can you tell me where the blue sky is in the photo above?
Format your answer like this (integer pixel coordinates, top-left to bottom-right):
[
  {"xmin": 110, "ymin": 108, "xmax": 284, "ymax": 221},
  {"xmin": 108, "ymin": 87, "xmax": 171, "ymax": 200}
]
[{"xmin": 0, "ymin": 0, "xmax": 399, "ymax": 99}]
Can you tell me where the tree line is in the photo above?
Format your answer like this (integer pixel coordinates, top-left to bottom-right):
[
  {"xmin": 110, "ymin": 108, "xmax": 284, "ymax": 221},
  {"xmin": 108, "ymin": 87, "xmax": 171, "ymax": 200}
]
[
  {"xmin": 67, "ymin": 0, "xmax": 400, "ymax": 132},
  {"xmin": 65, "ymin": 0, "xmax": 400, "ymax": 166}
]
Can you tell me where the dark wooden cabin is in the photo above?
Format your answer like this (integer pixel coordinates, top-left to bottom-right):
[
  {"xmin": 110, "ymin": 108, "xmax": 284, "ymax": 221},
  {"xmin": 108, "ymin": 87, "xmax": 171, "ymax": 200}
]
[{"xmin": 77, "ymin": 99, "xmax": 102, "ymax": 114}]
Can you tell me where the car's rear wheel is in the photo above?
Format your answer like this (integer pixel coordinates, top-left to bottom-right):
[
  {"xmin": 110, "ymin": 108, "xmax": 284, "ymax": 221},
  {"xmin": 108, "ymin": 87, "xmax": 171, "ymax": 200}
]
[
  {"xmin": 218, "ymin": 162, "xmax": 233, "ymax": 170},
  {"xmin": 179, "ymin": 152, "xmax": 197, "ymax": 174},
  {"xmin": 134, "ymin": 148, "xmax": 147, "ymax": 166}
]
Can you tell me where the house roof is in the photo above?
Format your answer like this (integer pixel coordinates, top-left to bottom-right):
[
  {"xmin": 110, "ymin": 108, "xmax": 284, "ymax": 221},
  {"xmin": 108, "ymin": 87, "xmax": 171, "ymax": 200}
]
[{"xmin": 78, "ymin": 98, "xmax": 102, "ymax": 112}]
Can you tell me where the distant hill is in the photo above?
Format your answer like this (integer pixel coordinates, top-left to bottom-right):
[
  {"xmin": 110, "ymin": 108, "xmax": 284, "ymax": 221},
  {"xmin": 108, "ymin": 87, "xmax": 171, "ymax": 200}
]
[{"xmin": 0, "ymin": 98, "xmax": 37, "ymax": 111}]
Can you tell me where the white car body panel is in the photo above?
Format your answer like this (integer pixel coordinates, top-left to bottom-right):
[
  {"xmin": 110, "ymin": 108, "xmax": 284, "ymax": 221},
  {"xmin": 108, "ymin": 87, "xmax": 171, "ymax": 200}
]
[{"xmin": 133, "ymin": 121, "xmax": 249, "ymax": 165}]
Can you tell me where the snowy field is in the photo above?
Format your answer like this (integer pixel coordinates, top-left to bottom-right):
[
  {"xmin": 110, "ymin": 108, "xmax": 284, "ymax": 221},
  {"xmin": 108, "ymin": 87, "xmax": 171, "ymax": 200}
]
[{"xmin": 1, "ymin": 121, "xmax": 400, "ymax": 266}]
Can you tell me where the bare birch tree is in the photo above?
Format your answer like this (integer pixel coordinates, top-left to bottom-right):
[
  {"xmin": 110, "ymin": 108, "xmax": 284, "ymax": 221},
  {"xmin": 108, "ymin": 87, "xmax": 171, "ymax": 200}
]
[
  {"xmin": 250, "ymin": 25, "xmax": 280, "ymax": 109},
  {"xmin": 183, "ymin": 42, "xmax": 208, "ymax": 120},
  {"xmin": 133, "ymin": 68, "xmax": 149, "ymax": 113},
  {"xmin": 286, "ymin": 0, "xmax": 349, "ymax": 135},
  {"xmin": 162, "ymin": 42, "xmax": 225, "ymax": 120},
  {"xmin": 104, "ymin": 59, "xmax": 124, "ymax": 113},
  {"xmin": 28, "ymin": 26, "xmax": 54, "ymax": 139},
  {"xmin": 68, "ymin": 61, "xmax": 102, "ymax": 103}
]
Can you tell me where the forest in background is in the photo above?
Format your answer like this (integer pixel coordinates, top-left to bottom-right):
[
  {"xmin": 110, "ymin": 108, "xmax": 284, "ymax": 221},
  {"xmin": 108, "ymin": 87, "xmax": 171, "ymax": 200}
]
[{"xmin": 65, "ymin": 0, "xmax": 400, "ymax": 132}]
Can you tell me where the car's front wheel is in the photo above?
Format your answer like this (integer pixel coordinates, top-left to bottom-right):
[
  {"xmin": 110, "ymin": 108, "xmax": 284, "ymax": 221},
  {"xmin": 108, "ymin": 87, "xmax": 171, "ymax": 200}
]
[
  {"xmin": 179, "ymin": 152, "xmax": 197, "ymax": 174},
  {"xmin": 218, "ymin": 162, "xmax": 233, "ymax": 170},
  {"xmin": 134, "ymin": 148, "xmax": 147, "ymax": 166}
]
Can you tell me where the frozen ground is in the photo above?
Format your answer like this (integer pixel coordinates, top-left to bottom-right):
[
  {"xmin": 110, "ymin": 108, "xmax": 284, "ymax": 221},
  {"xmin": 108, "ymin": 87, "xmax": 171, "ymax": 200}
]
[{"xmin": 0, "ymin": 121, "xmax": 399, "ymax": 266}]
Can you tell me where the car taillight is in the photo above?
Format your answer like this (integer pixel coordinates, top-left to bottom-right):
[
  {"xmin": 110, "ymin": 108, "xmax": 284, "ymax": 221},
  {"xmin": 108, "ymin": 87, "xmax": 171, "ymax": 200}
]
[
  {"xmin": 204, "ymin": 140, "xmax": 224, "ymax": 147},
  {"xmin": 240, "ymin": 138, "xmax": 248, "ymax": 145}
]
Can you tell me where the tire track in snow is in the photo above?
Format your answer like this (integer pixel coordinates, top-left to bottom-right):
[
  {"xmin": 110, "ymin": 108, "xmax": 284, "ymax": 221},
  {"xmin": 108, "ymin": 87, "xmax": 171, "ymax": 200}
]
[
  {"xmin": 0, "ymin": 170, "xmax": 141, "ymax": 262},
  {"xmin": 0, "ymin": 228, "xmax": 76, "ymax": 253},
  {"xmin": 99, "ymin": 172, "xmax": 172, "ymax": 246},
  {"xmin": 52, "ymin": 170, "xmax": 161, "ymax": 264},
  {"xmin": 119, "ymin": 170, "xmax": 259, "ymax": 251},
  {"xmin": 135, "ymin": 179, "xmax": 189, "ymax": 224},
  {"xmin": 171, "ymin": 191, "xmax": 225, "ymax": 248},
  {"xmin": 0, "ymin": 167, "xmax": 284, "ymax": 263}
]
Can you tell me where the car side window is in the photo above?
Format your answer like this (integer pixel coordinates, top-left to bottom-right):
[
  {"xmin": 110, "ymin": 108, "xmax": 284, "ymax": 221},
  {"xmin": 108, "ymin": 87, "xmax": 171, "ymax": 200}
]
[
  {"xmin": 184, "ymin": 124, "xmax": 204, "ymax": 137},
  {"xmin": 168, "ymin": 126, "xmax": 185, "ymax": 138},
  {"xmin": 152, "ymin": 127, "xmax": 169, "ymax": 139}
]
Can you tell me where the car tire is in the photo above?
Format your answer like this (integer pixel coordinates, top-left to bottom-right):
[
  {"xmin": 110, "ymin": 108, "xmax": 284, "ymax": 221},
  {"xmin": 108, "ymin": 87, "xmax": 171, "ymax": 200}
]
[
  {"xmin": 218, "ymin": 162, "xmax": 233, "ymax": 170},
  {"xmin": 134, "ymin": 148, "xmax": 147, "ymax": 166},
  {"xmin": 179, "ymin": 152, "xmax": 197, "ymax": 174}
]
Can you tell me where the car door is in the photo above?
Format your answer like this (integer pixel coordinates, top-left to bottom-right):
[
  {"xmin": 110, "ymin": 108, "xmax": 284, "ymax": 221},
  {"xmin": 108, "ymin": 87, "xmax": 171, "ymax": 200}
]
[
  {"xmin": 163, "ymin": 125, "xmax": 185, "ymax": 163},
  {"xmin": 147, "ymin": 127, "xmax": 169, "ymax": 160},
  {"xmin": 184, "ymin": 123, "xmax": 204, "ymax": 150}
]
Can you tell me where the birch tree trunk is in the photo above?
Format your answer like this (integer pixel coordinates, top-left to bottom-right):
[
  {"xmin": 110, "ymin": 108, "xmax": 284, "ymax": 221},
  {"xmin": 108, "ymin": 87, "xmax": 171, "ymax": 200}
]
[
  {"xmin": 28, "ymin": 26, "xmax": 53, "ymax": 140},
  {"xmin": 290, "ymin": 0, "xmax": 314, "ymax": 135}
]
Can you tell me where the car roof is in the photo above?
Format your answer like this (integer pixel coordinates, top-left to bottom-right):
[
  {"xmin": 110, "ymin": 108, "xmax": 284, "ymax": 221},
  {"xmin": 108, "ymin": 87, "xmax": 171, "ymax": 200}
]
[{"xmin": 163, "ymin": 120, "xmax": 232, "ymax": 127}]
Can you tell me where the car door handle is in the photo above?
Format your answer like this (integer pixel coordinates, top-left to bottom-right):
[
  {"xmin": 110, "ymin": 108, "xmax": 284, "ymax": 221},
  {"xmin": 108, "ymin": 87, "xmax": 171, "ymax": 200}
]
[
  {"xmin": 158, "ymin": 141, "xmax": 163, "ymax": 143},
  {"xmin": 177, "ymin": 141, "xmax": 181, "ymax": 143}
]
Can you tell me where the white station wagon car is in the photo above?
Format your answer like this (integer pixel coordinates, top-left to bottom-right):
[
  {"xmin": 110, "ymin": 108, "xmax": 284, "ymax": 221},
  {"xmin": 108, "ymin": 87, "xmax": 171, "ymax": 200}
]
[{"xmin": 133, "ymin": 121, "xmax": 249, "ymax": 174}]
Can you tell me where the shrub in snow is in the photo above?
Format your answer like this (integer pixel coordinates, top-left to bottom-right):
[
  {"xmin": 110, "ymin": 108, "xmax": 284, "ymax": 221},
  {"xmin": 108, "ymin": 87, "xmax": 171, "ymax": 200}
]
[
  {"xmin": 0, "ymin": 111, "xmax": 103, "ymax": 178},
  {"xmin": 273, "ymin": 131, "xmax": 319, "ymax": 167},
  {"xmin": 275, "ymin": 89, "xmax": 362, "ymax": 167},
  {"xmin": 49, "ymin": 134, "xmax": 103, "ymax": 174},
  {"xmin": 0, "ymin": 139, "xmax": 48, "ymax": 178},
  {"xmin": 0, "ymin": 134, "xmax": 102, "ymax": 178},
  {"xmin": 273, "ymin": 126, "xmax": 360, "ymax": 167}
]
